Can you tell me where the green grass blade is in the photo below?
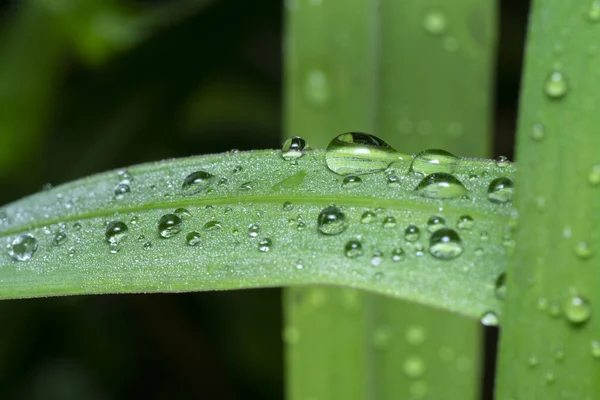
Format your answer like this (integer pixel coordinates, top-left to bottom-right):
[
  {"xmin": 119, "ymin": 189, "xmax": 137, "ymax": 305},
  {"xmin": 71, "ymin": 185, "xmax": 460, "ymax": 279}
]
[{"xmin": 495, "ymin": 2, "xmax": 600, "ymax": 399}]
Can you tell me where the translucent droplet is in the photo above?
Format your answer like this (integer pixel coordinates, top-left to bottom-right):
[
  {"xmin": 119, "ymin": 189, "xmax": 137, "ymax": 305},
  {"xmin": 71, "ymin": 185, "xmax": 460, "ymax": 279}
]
[
  {"xmin": 248, "ymin": 224, "xmax": 260, "ymax": 237},
  {"xmin": 361, "ymin": 211, "xmax": 376, "ymax": 224},
  {"xmin": 239, "ymin": 181, "xmax": 253, "ymax": 191},
  {"xmin": 404, "ymin": 225, "xmax": 421, "ymax": 242},
  {"xmin": 457, "ymin": 215, "xmax": 474, "ymax": 230},
  {"xmin": 258, "ymin": 237, "xmax": 272, "ymax": 252},
  {"xmin": 203, "ymin": 220, "xmax": 222, "ymax": 231},
  {"xmin": 158, "ymin": 214, "xmax": 183, "ymax": 238},
  {"xmin": 114, "ymin": 183, "xmax": 131, "ymax": 199},
  {"xmin": 386, "ymin": 175, "xmax": 401, "ymax": 186},
  {"xmin": 415, "ymin": 173, "xmax": 468, "ymax": 199},
  {"xmin": 317, "ymin": 206, "xmax": 347, "ymax": 235},
  {"xmin": 527, "ymin": 353, "xmax": 540, "ymax": 368},
  {"xmin": 587, "ymin": 1, "xmax": 600, "ymax": 22},
  {"xmin": 545, "ymin": 71, "xmax": 568, "ymax": 99},
  {"xmin": 382, "ymin": 216, "xmax": 397, "ymax": 228},
  {"xmin": 426, "ymin": 215, "xmax": 446, "ymax": 232},
  {"xmin": 495, "ymin": 273, "xmax": 506, "ymax": 300},
  {"xmin": 181, "ymin": 171, "xmax": 215, "ymax": 196},
  {"xmin": 588, "ymin": 165, "xmax": 600, "ymax": 185},
  {"xmin": 283, "ymin": 201, "xmax": 294, "ymax": 211},
  {"xmin": 487, "ymin": 177, "xmax": 514, "ymax": 203},
  {"xmin": 370, "ymin": 251, "xmax": 383, "ymax": 266},
  {"xmin": 342, "ymin": 175, "xmax": 362, "ymax": 188},
  {"xmin": 233, "ymin": 165, "xmax": 243, "ymax": 174},
  {"xmin": 304, "ymin": 69, "xmax": 330, "ymax": 107},
  {"xmin": 52, "ymin": 231, "xmax": 67, "ymax": 246},
  {"xmin": 174, "ymin": 208, "xmax": 191, "ymax": 218},
  {"xmin": 422, "ymin": 10, "xmax": 447, "ymax": 35},
  {"xmin": 105, "ymin": 221, "xmax": 128, "ymax": 244},
  {"xmin": 480, "ymin": 311, "xmax": 499, "ymax": 326},
  {"xmin": 591, "ymin": 340, "xmax": 600, "ymax": 358},
  {"xmin": 574, "ymin": 241, "xmax": 593, "ymax": 259},
  {"xmin": 564, "ymin": 295, "xmax": 592, "ymax": 324},
  {"xmin": 391, "ymin": 247, "xmax": 405, "ymax": 261},
  {"xmin": 545, "ymin": 370, "xmax": 556, "ymax": 384},
  {"xmin": 532, "ymin": 123, "xmax": 546, "ymax": 141},
  {"xmin": 281, "ymin": 136, "xmax": 308, "ymax": 161},
  {"xmin": 8, "ymin": 234, "xmax": 38, "ymax": 261},
  {"xmin": 325, "ymin": 132, "xmax": 403, "ymax": 175},
  {"xmin": 405, "ymin": 325, "xmax": 426, "ymax": 346},
  {"xmin": 372, "ymin": 325, "xmax": 392, "ymax": 350},
  {"xmin": 410, "ymin": 149, "xmax": 459, "ymax": 175},
  {"xmin": 553, "ymin": 347, "xmax": 565, "ymax": 361},
  {"xmin": 403, "ymin": 356, "xmax": 426, "ymax": 379},
  {"xmin": 429, "ymin": 228, "xmax": 463, "ymax": 260},
  {"xmin": 185, "ymin": 231, "xmax": 201, "ymax": 246},
  {"xmin": 495, "ymin": 156, "xmax": 510, "ymax": 168}
]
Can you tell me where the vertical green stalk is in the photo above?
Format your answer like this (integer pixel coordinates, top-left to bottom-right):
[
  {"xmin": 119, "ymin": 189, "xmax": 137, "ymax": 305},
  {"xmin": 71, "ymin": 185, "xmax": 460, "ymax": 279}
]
[
  {"xmin": 284, "ymin": 0, "xmax": 496, "ymax": 399},
  {"xmin": 496, "ymin": 2, "xmax": 600, "ymax": 399}
]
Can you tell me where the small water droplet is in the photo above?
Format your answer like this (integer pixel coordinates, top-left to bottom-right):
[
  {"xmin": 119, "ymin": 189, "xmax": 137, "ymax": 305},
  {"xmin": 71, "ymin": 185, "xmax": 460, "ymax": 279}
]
[
  {"xmin": 532, "ymin": 123, "xmax": 546, "ymax": 141},
  {"xmin": 342, "ymin": 175, "xmax": 362, "ymax": 188},
  {"xmin": 181, "ymin": 171, "xmax": 215, "ymax": 195},
  {"xmin": 8, "ymin": 234, "xmax": 38, "ymax": 261},
  {"xmin": 248, "ymin": 224, "xmax": 260, "ymax": 237},
  {"xmin": 410, "ymin": 149, "xmax": 459, "ymax": 175},
  {"xmin": 574, "ymin": 241, "xmax": 593, "ymax": 259},
  {"xmin": 361, "ymin": 211, "xmax": 376, "ymax": 224},
  {"xmin": 427, "ymin": 216, "xmax": 446, "ymax": 232},
  {"xmin": 545, "ymin": 370, "xmax": 556, "ymax": 384},
  {"xmin": 325, "ymin": 132, "xmax": 403, "ymax": 175},
  {"xmin": 304, "ymin": 69, "xmax": 330, "ymax": 107},
  {"xmin": 405, "ymin": 325, "xmax": 426, "ymax": 345},
  {"xmin": 203, "ymin": 220, "xmax": 222, "ymax": 231},
  {"xmin": 487, "ymin": 177, "xmax": 514, "ymax": 203},
  {"xmin": 370, "ymin": 251, "xmax": 383, "ymax": 266},
  {"xmin": 372, "ymin": 325, "xmax": 392, "ymax": 350},
  {"xmin": 553, "ymin": 347, "xmax": 565, "ymax": 361},
  {"xmin": 158, "ymin": 214, "xmax": 183, "ymax": 238},
  {"xmin": 495, "ymin": 273, "xmax": 506, "ymax": 300},
  {"xmin": 422, "ymin": 10, "xmax": 447, "ymax": 35},
  {"xmin": 281, "ymin": 136, "xmax": 308, "ymax": 161},
  {"xmin": 495, "ymin": 156, "xmax": 510, "ymax": 168},
  {"xmin": 480, "ymin": 311, "xmax": 499, "ymax": 326},
  {"xmin": 73, "ymin": 222, "xmax": 82, "ymax": 231},
  {"xmin": 391, "ymin": 247, "xmax": 405, "ymax": 261},
  {"xmin": 52, "ymin": 231, "xmax": 67, "ymax": 246},
  {"xmin": 233, "ymin": 165, "xmax": 243, "ymax": 174},
  {"xmin": 591, "ymin": 340, "xmax": 600, "ymax": 358},
  {"xmin": 344, "ymin": 239, "xmax": 363, "ymax": 258},
  {"xmin": 317, "ymin": 206, "xmax": 347, "ymax": 235},
  {"xmin": 527, "ymin": 353, "xmax": 539, "ymax": 368},
  {"xmin": 185, "ymin": 231, "xmax": 202, "ymax": 246},
  {"xmin": 457, "ymin": 215, "xmax": 474, "ymax": 230},
  {"xmin": 68, "ymin": 247, "xmax": 76, "ymax": 257},
  {"xmin": 587, "ymin": 1, "xmax": 600, "ymax": 22},
  {"xmin": 564, "ymin": 295, "xmax": 592, "ymax": 325},
  {"xmin": 283, "ymin": 201, "xmax": 294, "ymax": 211},
  {"xmin": 239, "ymin": 181, "xmax": 253, "ymax": 191},
  {"xmin": 382, "ymin": 216, "xmax": 397, "ymax": 228},
  {"xmin": 537, "ymin": 297, "xmax": 549, "ymax": 311},
  {"xmin": 174, "ymin": 208, "xmax": 191, "ymax": 218},
  {"xmin": 588, "ymin": 165, "xmax": 600, "ymax": 185},
  {"xmin": 549, "ymin": 301, "xmax": 562, "ymax": 317},
  {"xmin": 429, "ymin": 228, "xmax": 463, "ymax": 260},
  {"xmin": 403, "ymin": 356, "xmax": 426, "ymax": 379},
  {"xmin": 404, "ymin": 225, "xmax": 421, "ymax": 242},
  {"xmin": 415, "ymin": 173, "xmax": 468, "ymax": 199},
  {"xmin": 545, "ymin": 71, "xmax": 568, "ymax": 99},
  {"xmin": 105, "ymin": 221, "xmax": 128, "ymax": 245},
  {"xmin": 386, "ymin": 175, "xmax": 401, "ymax": 186},
  {"xmin": 294, "ymin": 259, "xmax": 304, "ymax": 270},
  {"xmin": 258, "ymin": 237, "xmax": 272, "ymax": 252},
  {"xmin": 143, "ymin": 241, "xmax": 153, "ymax": 250},
  {"xmin": 114, "ymin": 183, "xmax": 130, "ymax": 199}
]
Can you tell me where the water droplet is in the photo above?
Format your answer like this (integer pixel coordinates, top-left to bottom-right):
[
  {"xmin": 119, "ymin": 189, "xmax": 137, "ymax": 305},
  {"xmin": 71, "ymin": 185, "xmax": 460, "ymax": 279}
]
[
  {"xmin": 574, "ymin": 241, "xmax": 593, "ymax": 259},
  {"xmin": 405, "ymin": 325, "xmax": 426, "ymax": 345},
  {"xmin": 143, "ymin": 241, "xmax": 153, "ymax": 250},
  {"xmin": 443, "ymin": 36, "xmax": 459, "ymax": 52},
  {"xmin": 457, "ymin": 215, "xmax": 474, "ymax": 230},
  {"xmin": 174, "ymin": 208, "xmax": 191, "ymax": 218},
  {"xmin": 105, "ymin": 221, "xmax": 128, "ymax": 245},
  {"xmin": 73, "ymin": 222, "xmax": 82, "ymax": 231},
  {"xmin": 283, "ymin": 201, "xmax": 294, "ymax": 211},
  {"xmin": 415, "ymin": 173, "xmax": 468, "ymax": 199},
  {"xmin": 181, "ymin": 171, "xmax": 215, "ymax": 195},
  {"xmin": 403, "ymin": 356, "xmax": 426, "ymax": 379},
  {"xmin": 422, "ymin": 10, "xmax": 447, "ymax": 35},
  {"xmin": 372, "ymin": 326, "xmax": 392, "ymax": 350},
  {"xmin": 114, "ymin": 183, "xmax": 130, "ymax": 199},
  {"xmin": 549, "ymin": 301, "xmax": 562, "ymax": 317},
  {"xmin": 532, "ymin": 123, "xmax": 546, "ymax": 141},
  {"xmin": 370, "ymin": 251, "xmax": 383, "ymax": 266},
  {"xmin": 304, "ymin": 69, "xmax": 330, "ymax": 107},
  {"xmin": 487, "ymin": 177, "xmax": 514, "ymax": 203},
  {"xmin": 340, "ymin": 175, "xmax": 364, "ymax": 189},
  {"xmin": 258, "ymin": 237, "xmax": 272, "ymax": 252},
  {"xmin": 480, "ymin": 311, "xmax": 499, "ymax": 326},
  {"xmin": 404, "ymin": 225, "xmax": 420, "ymax": 242},
  {"xmin": 158, "ymin": 214, "xmax": 183, "ymax": 238},
  {"xmin": 317, "ymin": 206, "xmax": 347, "ymax": 235},
  {"xmin": 587, "ymin": 1, "xmax": 600, "ymax": 22},
  {"xmin": 50, "ymin": 231, "xmax": 67, "ymax": 247},
  {"xmin": 429, "ymin": 228, "xmax": 463, "ymax": 260},
  {"xmin": 295, "ymin": 259, "xmax": 304, "ymax": 270},
  {"xmin": 591, "ymin": 340, "xmax": 600, "ymax": 358},
  {"xmin": 233, "ymin": 165, "xmax": 243, "ymax": 174},
  {"xmin": 588, "ymin": 165, "xmax": 600, "ymax": 185},
  {"xmin": 414, "ymin": 243, "xmax": 425, "ymax": 257},
  {"xmin": 427, "ymin": 216, "xmax": 446, "ymax": 232},
  {"xmin": 382, "ymin": 216, "xmax": 397, "ymax": 228},
  {"xmin": 553, "ymin": 347, "xmax": 565, "ymax": 361},
  {"xmin": 325, "ymin": 132, "xmax": 403, "ymax": 175},
  {"xmin": 281, "ymin": 136, "xmax": 308, "ymax": 161},
  {"xmin": 248, "ymin": 224, "xmax": 260, "ymax": 237},
  {"xmin": 203, "ymin": 220, "xmax": 222, "ymax": 231},
  {"xmin": 545, "ymin": 71, "xmax": 568, "ymax": 99},
  {"xmin": 361, "ymin": 211, "xmax": 376, "ymax": 224},
  {"xmin": 239, "ymin": 182, "xmax": 253, "ymax": 191},
  {"xmin": 495, "ymin": 273, "xmax": 506, "ymax": 300},
  {"xmin": 344, "ymin": 240, "xmax": 363, "ymax": 258},
  {"xmin": 185, "ymin": 231, "xmax": 201, "ymax": 246},
  {"xmin": 391, "ymin": 247, "xmax": 405, "ymax": 261},
  {"xmin": 527, "ymin": 353, "xmax": 540, "ymax": 368},
  {"xmin": 386, "ymin": 175, "xmax": 401, "ymax": 186},
  {"xmin": 410, "ymin": 149, "xmax": 459, "ymax": 175},
  {"xmin": 8, "ymin": 234, "xmax": 38, "ymax": 261},
  {"xmin": 545, "ymin": 370, "xmax": 556, "ymax": 384},
  {"xmin": 564, "ymin": 295, "xmax": 592, "ymax": 324},
  {"xmin": 496, "ymin": 156, "xmax": 510, "ymax": 168},
  {"xmin": 537, "ymin": 297, "xmax": 549, "ymax": 311}
]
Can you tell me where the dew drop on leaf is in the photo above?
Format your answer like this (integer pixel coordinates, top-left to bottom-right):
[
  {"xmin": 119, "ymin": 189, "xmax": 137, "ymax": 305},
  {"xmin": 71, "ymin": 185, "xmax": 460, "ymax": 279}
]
[
  {"xmin": 52, "ymin": 231, "xmax": 68, "ymax": 247},
  {"xmin": 480, "ymin": 311, "xmax": 499, "ymax": 326},
  {"xmin": 361, "ymin": 211, "xmax": 376, "ymax": 224},
  {"xmin": 325, "ymin": 132, "xmax": 400, "ymax": 175},
  {"xmin": 8, "ymin": 234, "xmax": 38, "ymax": 261},
  {"xmin": 382, "ymin": 216, "xmax": 397, "ymax": 228},
  {"xmin": 181, "ymin": 171, "xmax": 215, "ymax": 196},
  {"xmin": 544, "ymin": 71, "xmax": 568, "ymax": 99},
  {"xmin": 185, "ymin": 231, "xmax": 202, "ymax": 246},
  {"xmin": 143, "ymin": 241, "xmax": 153, "ymax": 250},
  {"xmin": 386, "ymin": 175, "xmax": 401, "ymax": 186},
  {"xmin": 487, "ymin": 177, "xmax": 514, "ymax": 203},
  {"xmin": 422, "ymin": 10, "xmax": 447, "ymax": 35},
  {"xmin": 429, "ymin": 228, "xmax": 463, "ymax": 260},
  {"xmin": 410, "ymin": 149, "xmax": 459, "ymax": 175},
  {"xmin": 457, "ymin": 215, "xmax": 474, "ymax": 230},
  {"xmin": 258, "ymin": 237, "xmax": 272, "ymax": 252},
  {"xmin": 495, "ymin": 273, "xmax": 506, "ymax": 300},
  {"xmin": 233, "ymin": 165, "xmax": 243, "ymax": 174},
  {"xmin": 426, "ymin": 215, "xmax": 446, "ymax": 232},
  {"xmin": 105, "ymin": 221, "xmax": 128, "ymax": 245},
  {"xmin": 591, "ymin": 340, "xmax": 600, "ymax": 358},
  {"xmin": 248, "ymin": 224, "xmax": 260, "ymax": 237},
  {"xmin": 563, "ymin": 295, "xmax": 592, "ymax": 325},
  {"xmin": 174, "ymin": 208, "xmax": 191, "ymax": 218},
  {"xmin": 342, "ymin": 175, "xmax": 362, "ymax": 188},
  {"xmin": 281, "ymin": 136, "xmax": 308, "ymax": 161},
  {"xmin": 203, "ymin": 220, "xmax": 222, "ymax": 231},
  {"xmin": 114, "ymin": 183, "xmax": 131, "ymax": 199},
  {"xmin": 304, "ymin": 69, "xmax": 330, "ymax": 107},
  {"xmin": 403, "ymin": 356, "xmax": 426, "ymax": 379},
  {"xmin": 391, "ymin": 247, "xmax": 405, "ymax": 261},
  {"xmin": 588, "ymin": 165, "xmax": 600, "ymax": 185},
  {"xmin": 404, "ymin": 225, "xmax": 421, "ymax": 242},
  {"xmin": 415, "ymin": 173, "xmax": 468, "ymax": 199},
  {"xmin": 495, "ymin": 156, "xmax": 510, "ymax": 168},
  {"xmin": 283, "ymin": 201, "xmax": 294, "ymax": 211},
  {"xmin": 531, "ymin": 123, "xmax": 545, "ymax": 141},
  {"xmin": 317, "ymin": 206, "xmax": 347, "ymax": 235},
  {"xmin": 370, "ymin": 251, "xmax": 383, "ymax": 266},
  {"xmin": 158, "ymin": 214, "xmax": 182, "ymax": 238},
  {"xmin": 574, "ymin": 241, "xmax": 593, "ymax": 259},
  {"xmin": 553, "ymin": 347, "xmax": 565, "ymax": 361},
  {"xmin": 587, "ymin": 0, "xmax": 600, "ymax": 22},
  {"xmin": 527, "ymin": 353, "xmax": 540, "ymax": 368},
  {"xmin": 405, "ymin": 325, "xmax": 426, "ymax": 346}
]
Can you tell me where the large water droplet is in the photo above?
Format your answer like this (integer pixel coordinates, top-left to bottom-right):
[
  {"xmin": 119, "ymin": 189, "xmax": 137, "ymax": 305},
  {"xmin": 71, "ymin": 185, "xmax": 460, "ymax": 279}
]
[
  {"xmin": 429, "ymin": 228, "xmax": 463, "ymax": 260},
  {"xmin": 426, "ymin": 215, "xmax": 446, "ymax": 232},
  {"xmin": 564, "ymin": 295, "xmax": 592, "ymax": 324},
  {"xmin": 415, "ymin": 173, "xmax": 467, "ymax": 199},
  {"xmin": 8, "ymin": 234, "xmax": 38, "ymax": 261},
  {"xmin": 487, "ymin": 177, "xmax": 514, "ymax": 203},
  {"xmin": 258, "ymin": 237, "xmax": 272, "ymax": 252},
  {"xmin": 495, "ymin": 156, "xmax": 510, "ymax": 168},
  {"xmin": 158, "ymin": 214, "xmax": 183, "ymax": 238},
  {"xmin": 404, "ymin": 225, "xmax": 421, "ymax": 242},
  {"xmin": 105, "ymin": 221, "xmax": 128, "ymax": 245},
  {"xmin": 480, "ymin": 311, "xmax": 499, "ymax": 326},
  {"xmin": 281, "ymin": 136, "xmax": 308, "ymax": 161},
  {"xmin": 181, "ymin": 171, "xmax": 215, "ymax": 196},
  {"xmin": 410, "ymin": 149, "xmax": 459, "ymax": 175},
  {"xmin": 325, "ymin": 132, "xmax": 403, "ymax": 175},
  {"xmin": 317, "ymin": 206, "xmax": 347, "ymax": 235},
  {"xmin": 186, "ymin": 231, "xmax": 201, "ymax": 246},
  {"xmin": 361, "ymin": 211, "xmax": 376, "ymax": 224},
  {"xmin": 545, "ymin": 71, "xmax": 568, "ymax": 99},
  {"xmin": 304, "ymin": 69, "xmax": 330, "ymax": 107},
  {"xmin": 422, "ymin": 10, "xmax": 447, "ymax": 35}
]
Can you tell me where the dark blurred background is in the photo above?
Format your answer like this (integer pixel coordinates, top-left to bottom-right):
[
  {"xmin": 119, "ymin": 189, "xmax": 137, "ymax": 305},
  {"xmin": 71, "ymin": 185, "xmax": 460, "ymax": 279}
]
[{"xmin": 0, "ymin": 0, "xmax": 528, "ymax": 398}]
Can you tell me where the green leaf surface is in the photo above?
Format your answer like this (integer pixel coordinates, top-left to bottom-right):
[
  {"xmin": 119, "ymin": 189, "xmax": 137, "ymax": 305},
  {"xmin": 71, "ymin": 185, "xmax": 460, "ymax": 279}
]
[{"xmin": 0, "ymin": 149, "xmax": 511, "ymax": 319}]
